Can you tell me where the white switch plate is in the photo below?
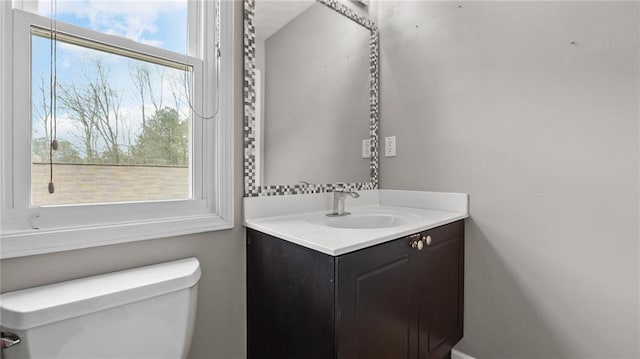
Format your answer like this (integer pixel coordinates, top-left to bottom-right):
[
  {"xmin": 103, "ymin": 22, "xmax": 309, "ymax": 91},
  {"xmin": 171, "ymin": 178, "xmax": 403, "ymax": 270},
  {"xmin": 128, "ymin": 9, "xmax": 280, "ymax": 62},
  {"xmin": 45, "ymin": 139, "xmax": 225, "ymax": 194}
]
[
  {"xmin": 385, "ymin": 136, "xmax": 397, "ymax": 157},
  {"xmin": 362, "ymin": 139, "xmax": 371, "ymax": 158}
]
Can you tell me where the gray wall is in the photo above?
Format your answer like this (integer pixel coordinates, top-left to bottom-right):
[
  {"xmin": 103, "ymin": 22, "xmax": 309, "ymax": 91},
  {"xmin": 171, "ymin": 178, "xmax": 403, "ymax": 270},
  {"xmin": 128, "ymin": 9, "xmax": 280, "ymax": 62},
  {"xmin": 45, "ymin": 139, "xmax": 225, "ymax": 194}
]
[
  {"xmin": 0, "ymin": 2, "xmax": 246, "ymax": 359},
  {"xmin": 263, "ymin": 2, "xmax": 371, "ymax": 186},
  {"xmin": 379, "ymin": 2, "xmax": 639, "ymax": 358}
]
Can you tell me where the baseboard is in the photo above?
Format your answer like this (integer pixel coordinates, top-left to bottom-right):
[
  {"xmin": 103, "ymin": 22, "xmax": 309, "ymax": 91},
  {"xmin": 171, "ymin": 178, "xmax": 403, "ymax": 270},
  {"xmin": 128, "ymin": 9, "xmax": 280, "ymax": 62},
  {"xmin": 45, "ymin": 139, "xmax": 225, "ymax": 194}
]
[{"xmin": 452, "ymin": 348, "xmax": 478, "ymax": 359}]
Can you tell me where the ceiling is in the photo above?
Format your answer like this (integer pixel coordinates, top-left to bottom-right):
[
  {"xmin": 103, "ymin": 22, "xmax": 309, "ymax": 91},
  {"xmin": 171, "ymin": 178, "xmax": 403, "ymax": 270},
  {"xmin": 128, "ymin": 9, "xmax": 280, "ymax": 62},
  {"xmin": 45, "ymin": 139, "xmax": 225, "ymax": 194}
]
[{"xmin": 254, "ymin": 0, "xmax": 316, "ymax": 41}]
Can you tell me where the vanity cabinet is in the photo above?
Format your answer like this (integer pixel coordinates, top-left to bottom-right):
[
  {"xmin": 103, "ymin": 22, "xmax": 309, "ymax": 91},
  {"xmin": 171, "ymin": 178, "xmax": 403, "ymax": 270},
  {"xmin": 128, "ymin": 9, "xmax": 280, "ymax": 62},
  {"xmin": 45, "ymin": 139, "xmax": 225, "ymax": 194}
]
[{"xmin": 247, "ymin": 220, "xmax": 464, "ymax": 359}]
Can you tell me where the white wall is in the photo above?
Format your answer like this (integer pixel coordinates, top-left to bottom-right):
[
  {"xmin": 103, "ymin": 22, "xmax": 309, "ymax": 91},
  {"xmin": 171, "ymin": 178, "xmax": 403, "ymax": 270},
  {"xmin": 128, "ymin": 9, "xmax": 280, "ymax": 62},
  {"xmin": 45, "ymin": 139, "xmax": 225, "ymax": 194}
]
[
  {"xmin": 0, "ymin": 2, "xmax": 246, "ymax": 359},
  {"xmin": 379, "ymin": 2, "xmax": 640, "ymax": 358}
]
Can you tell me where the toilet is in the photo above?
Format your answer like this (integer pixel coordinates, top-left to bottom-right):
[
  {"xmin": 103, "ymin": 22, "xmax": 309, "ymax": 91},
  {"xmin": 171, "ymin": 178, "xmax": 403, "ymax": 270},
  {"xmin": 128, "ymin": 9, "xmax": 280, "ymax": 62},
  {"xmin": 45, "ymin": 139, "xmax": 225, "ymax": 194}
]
[{"xmin": 0, "ymin": 257, "xmax": 201, "ymax": 358}]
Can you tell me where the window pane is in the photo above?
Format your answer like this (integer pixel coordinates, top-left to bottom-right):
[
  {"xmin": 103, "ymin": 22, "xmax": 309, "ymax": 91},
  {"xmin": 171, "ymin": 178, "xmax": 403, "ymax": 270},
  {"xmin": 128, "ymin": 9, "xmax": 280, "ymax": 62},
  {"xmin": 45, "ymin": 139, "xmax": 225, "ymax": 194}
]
[
  {"xmin": 31, "ymin": 33, "xmax": 193, "ymax": 206},
  {"xmin": 36, "ymin": 0, "xmax": 187, "ymax": 54}
]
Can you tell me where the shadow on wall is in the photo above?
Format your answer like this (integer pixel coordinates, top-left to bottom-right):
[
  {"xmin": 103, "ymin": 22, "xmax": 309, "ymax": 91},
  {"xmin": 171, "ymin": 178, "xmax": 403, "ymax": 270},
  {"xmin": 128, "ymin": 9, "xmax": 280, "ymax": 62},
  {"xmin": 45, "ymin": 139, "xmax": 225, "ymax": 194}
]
[{"xmin": 456, "ymin": 218, "xmax": 569, "ymax": 359}]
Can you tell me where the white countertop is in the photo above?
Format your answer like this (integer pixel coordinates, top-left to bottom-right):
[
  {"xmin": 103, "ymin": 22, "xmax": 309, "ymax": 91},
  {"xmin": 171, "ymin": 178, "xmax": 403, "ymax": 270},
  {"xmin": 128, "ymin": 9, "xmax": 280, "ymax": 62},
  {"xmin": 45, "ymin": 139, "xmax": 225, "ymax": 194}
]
[{"xmin": 244, "ymin": 190, "xmax": 469, "ymax": 256}]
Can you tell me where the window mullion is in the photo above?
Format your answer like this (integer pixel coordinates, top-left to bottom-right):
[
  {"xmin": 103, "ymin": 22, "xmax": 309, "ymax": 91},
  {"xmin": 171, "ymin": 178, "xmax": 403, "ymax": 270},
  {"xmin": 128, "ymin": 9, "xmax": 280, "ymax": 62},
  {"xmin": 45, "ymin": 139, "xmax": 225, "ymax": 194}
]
[
  {"xmin": 188, "ymin": 0, "xmax": 200, "ymax": 58},
  {"xmin": 1, "ymin": 0, "xmax": 11, "ymax": 211},
  {"xmin": 12, "ymin": 10, "xmax": 33, "ymax": 209},
  {"xmin": 187, "ymin": 0, "xmax": 208, "ymax": 202}
]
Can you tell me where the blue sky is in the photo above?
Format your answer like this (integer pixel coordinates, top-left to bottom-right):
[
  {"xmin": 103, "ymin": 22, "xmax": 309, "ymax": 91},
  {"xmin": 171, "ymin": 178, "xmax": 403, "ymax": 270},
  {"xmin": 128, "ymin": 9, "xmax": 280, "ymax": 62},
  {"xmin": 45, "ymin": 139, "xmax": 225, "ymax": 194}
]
[
  {"xmin": 31, "ymin": 1, "xmax": 190, "ymax": 156},
  {"xmin": 37, "ymin": 0, "xmax": 187, "ymax": 53}
]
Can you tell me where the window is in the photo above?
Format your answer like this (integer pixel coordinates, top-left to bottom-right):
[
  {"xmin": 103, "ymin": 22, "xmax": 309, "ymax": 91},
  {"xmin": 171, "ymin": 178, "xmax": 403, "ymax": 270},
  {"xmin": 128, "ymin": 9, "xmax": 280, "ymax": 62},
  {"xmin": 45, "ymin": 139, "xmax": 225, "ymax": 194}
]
[{"xmin": 1, "ymin": 0, "xmax": 235, "ymax": 258}]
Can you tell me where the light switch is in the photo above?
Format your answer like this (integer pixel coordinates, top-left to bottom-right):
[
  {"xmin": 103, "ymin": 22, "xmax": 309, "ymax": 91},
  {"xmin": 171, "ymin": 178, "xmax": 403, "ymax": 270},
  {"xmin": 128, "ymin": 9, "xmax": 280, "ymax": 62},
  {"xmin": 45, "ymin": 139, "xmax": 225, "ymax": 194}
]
[
  {"xmin": 362, "ymin": 139, "xmax": 371, "ymax": 158},
  {"xmin": 385, "ymin": 136, "xmax": 396, "ymax": 157}
]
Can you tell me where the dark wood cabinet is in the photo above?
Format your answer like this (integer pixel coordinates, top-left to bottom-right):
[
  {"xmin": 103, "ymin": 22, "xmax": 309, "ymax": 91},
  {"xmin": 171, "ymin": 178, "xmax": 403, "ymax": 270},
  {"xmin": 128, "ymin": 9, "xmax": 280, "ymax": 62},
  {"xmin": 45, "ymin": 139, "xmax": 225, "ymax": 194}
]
[
  {"xmin": 247, "ymin": 220, "xmax": 464, "ymax": 359},
  {"xmin": 417, "ymin": 221, "xmax": 465, "ymax": 359},
  {"xmin": 336, "ymin": 236, "xmax": 417, "ymax": 359}
]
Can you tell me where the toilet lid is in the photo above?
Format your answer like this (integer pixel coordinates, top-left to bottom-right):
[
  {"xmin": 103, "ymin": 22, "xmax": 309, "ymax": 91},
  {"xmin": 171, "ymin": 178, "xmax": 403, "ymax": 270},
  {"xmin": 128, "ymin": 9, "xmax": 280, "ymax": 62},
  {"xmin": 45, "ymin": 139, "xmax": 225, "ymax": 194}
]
[{"xmin": 0, "ymin": 257, "xmax": 201, "ymax": 330}]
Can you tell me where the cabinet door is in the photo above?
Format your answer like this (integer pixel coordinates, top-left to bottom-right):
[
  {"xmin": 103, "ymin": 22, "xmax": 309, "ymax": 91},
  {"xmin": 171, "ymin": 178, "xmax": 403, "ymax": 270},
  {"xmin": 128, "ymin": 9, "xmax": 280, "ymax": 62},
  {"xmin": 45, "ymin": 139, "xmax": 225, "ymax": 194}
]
[
  {"xmin": 417, "ymin": 221, "xmax": 465, "ymax": 359},
  {"xmin": 336, "ymin": 236, "xmax": 418, "ymax": 359},
  {"xmin": 247, "ymin": 229, "xmax": 336, "ymax": 359}
]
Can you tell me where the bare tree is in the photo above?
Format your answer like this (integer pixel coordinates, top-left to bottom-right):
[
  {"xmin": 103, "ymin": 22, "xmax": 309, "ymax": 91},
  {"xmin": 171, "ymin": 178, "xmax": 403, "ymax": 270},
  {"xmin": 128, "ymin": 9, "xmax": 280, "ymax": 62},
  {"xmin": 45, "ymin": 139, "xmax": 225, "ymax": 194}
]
[
  {"xmin": 57, "ymin": 58, "xmax": 129, "ymax": 163},
  {"xmin": 168, "ymin": 71, "xmax": 187, "ymax": 112},
  {"xmin": 149, "ymin": 66, "xmax": 165, "ymax": 113},
  {"xmin": 51, "ymin": 57, "xmax": 188, "ymax": 166},
  {"xmin": 89, "ymin": 60, "xmax": 123, "ymax": 163},
  {"xmin": 33, "ymin": 77, "xmax": 52, "ymax": 145},
  {"xmin": 130, "ymin": 62, "xmax": 166, "ymax": 120},
  {"xmin": 130, "ymin": 63, "xmax": 150, "ymax": 128},
  {"xmin": 57, "ymin": 82, "xmax": 100, "ymax": 162}
]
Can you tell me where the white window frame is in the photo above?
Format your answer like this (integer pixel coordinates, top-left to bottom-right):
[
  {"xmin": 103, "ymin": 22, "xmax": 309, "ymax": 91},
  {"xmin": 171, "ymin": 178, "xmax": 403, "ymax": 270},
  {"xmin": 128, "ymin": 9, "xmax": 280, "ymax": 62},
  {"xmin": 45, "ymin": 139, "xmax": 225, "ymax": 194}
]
[{"xmin": 0, "ymin": 0, "xmax": 235, "ymax": 259}]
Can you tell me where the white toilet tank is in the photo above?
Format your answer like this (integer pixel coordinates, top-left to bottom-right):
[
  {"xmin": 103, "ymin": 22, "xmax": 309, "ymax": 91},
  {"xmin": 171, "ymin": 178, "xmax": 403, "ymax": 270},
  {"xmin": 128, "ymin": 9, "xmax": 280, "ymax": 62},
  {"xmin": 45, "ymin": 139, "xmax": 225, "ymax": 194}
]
[{"xmin": 0, "ymin": 257, "xmax": 201, "ymax": 359}]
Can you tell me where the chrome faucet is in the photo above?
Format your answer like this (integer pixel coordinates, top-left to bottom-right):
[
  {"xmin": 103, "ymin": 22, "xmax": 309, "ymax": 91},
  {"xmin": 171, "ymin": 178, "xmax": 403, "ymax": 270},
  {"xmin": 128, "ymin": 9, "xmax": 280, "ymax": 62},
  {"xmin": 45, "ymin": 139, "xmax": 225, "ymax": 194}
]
[{"xmin": 327, "ymin": 187, "xmax": 360, "ymax": 217}]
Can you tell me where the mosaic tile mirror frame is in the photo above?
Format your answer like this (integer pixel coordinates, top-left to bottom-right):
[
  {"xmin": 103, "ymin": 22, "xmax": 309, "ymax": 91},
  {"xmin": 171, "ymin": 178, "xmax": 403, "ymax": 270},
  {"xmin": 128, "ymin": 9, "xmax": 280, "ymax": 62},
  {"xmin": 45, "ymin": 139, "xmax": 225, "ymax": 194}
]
[{"xmin": 243, "ymin": 0, "xmax": 380, "ymax": 197}]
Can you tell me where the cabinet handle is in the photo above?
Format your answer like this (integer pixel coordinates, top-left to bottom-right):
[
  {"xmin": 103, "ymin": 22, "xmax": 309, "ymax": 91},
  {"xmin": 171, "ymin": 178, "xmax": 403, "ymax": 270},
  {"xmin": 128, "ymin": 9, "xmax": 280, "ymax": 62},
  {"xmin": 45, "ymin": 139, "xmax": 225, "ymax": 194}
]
[
  {"xmin": 423, "ymin": 235, "xmax": 432, "ymax": 246},
  {"xmin": 409, "ymin": 234, "xmax": 423, "ymax": 250},
  {"xmin": 410, "ymin": 239, "xmax": 424, "ymax": 251}
]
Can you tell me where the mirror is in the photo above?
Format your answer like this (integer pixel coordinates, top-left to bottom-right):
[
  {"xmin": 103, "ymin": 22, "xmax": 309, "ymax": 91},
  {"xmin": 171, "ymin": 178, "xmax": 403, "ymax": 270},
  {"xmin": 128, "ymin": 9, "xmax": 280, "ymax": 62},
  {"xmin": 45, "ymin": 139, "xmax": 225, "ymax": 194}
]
[{"xmin": 243, "ymin": 0, "xmax": 379, "ymax": 196}]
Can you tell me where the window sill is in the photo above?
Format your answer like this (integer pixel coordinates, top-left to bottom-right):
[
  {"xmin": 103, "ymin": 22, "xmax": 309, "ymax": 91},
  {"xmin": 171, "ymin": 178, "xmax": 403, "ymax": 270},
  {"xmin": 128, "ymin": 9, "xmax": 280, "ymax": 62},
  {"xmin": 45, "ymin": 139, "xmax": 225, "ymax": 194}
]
[{"xmin": 0, "ymin": 214, "xmax": 233, "ymax": 259}]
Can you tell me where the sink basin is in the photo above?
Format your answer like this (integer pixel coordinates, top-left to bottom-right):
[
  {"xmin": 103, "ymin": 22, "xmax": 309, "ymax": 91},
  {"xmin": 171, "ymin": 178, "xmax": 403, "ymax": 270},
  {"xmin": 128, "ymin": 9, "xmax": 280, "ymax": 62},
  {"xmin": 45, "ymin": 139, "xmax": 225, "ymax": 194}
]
[{"xmin": 325, "ymin": 214, "xmax": 406, "ymax": 229}]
